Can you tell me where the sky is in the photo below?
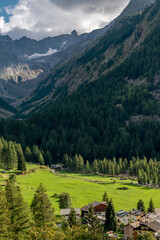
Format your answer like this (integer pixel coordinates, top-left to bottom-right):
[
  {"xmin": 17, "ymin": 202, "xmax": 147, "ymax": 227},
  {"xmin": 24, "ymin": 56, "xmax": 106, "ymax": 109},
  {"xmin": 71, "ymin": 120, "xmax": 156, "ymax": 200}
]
[{"xmin": 0, "ymin": 0, "xmax": 130, "ymax": 40}]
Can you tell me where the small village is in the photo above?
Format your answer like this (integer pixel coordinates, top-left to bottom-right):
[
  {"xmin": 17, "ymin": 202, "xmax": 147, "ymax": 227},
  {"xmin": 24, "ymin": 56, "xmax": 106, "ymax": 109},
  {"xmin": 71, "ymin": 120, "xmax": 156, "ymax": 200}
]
[{"xmin": 60, "ymin": 200, "xmax": 160, "ymax": 240}]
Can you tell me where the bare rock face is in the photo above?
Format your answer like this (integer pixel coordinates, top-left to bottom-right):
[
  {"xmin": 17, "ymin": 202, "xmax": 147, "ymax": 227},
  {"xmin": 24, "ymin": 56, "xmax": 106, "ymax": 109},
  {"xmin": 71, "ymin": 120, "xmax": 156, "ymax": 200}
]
[{"xmin": 0, "ymin": 64, "xmax": 43, "ymax": 83}]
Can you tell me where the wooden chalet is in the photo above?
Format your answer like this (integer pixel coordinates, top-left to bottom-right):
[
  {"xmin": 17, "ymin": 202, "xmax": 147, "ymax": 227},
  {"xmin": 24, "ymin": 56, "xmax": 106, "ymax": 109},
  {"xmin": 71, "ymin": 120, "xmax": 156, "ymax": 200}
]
[
  {"xmin": 81, "ymin": 201, "xmax": 107, "ymax": 217},
  {"xmin": 124, "ymin": 221, "xmax": 160, "ymax": 239}
]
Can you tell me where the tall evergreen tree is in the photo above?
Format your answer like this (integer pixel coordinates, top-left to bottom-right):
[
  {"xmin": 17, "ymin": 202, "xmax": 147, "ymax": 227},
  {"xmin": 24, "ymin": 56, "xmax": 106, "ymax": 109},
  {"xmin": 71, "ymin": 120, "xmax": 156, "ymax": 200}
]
[
  {"xmin": 30, "ymin": 183, "xmax": 54, "ymax": 227},
  {"xmin": 37, "ymin": 151, "xmax": 44, "ymax": 165},
  {"xmin": 137, "ymin": 199, "xmax": 145, "ymax": 212},
  {"xmin": 148, "ymin": 198, "xmax": 155, "ymax": 213},
  {"xmin": 58, "ymin": 192, "xmax": 71, "ymax": 209},
  {"xmin": 15, "ymin": 144, "xmax": 26, "ymax": 172},
  {"xmin": 0, "ymin": 188, "xmax": 11, "ymax": 240},
  {"xmin": 92, "ymin": 160, "xmax": 98, "ymax": 174},
  {"xmin": 24, "ymin": 147, "xmax": 32, "ymax": 162},
  {"xmin": 86, "ymin": 160, "xmax": 90, "ymax": 173},
  {"xmin": 102, "ymin": 191, "xmax": 109, "ymax": 204},
  {"xmin": 5, "ymin": 179, "xmax": 31, "ymax": 239},
  {"xmin": 105, "ymin": 199, "xmax": 117, "ymax": 232}
]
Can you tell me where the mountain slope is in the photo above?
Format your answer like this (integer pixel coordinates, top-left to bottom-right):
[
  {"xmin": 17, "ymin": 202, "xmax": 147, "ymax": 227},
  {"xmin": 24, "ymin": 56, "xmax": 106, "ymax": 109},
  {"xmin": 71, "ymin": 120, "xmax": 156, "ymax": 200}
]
[
  {"xmin": 0, "ymin": 25, "xmax": 113, "ymax": 105},
  {"xmin": 2, "ymin": 0, "xmax": 160, "ymax": 162},
  {"xmin": 19, "ymin": 0, "xmax": 158, "ymax": 115},
  {"xmin": 120, "ymin": 0, "xmax": 156, "ymax": 17}
]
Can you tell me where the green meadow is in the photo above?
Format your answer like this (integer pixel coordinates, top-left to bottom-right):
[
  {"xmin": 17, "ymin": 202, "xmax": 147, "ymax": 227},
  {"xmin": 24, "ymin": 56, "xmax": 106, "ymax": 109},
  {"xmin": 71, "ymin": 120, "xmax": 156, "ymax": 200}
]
[{"xmin": 10, "ymin": 165, "xmax": 160, "ymax": 215}]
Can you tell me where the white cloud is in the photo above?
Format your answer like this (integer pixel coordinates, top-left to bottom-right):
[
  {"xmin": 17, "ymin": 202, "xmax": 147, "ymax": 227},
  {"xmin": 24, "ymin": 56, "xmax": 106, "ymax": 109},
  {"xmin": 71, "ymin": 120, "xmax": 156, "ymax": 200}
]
[{"xmin": 0, "ymin": 0, "xmax": 129, "ymax": 40}]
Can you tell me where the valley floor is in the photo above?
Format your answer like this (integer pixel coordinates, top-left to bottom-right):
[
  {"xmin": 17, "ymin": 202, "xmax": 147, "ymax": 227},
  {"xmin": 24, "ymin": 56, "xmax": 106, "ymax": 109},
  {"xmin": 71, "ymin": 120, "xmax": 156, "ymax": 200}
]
[{"xmin": 2, "ymin": 165, "xmax": 158, "ymax": 215}]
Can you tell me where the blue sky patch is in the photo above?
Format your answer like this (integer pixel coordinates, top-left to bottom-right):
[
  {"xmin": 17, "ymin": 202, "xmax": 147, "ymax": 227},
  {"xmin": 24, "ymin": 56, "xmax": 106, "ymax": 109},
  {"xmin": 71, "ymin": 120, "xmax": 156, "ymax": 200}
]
[{"xmin": 0, "ymin": 0, "xmax": 18, "ymax": 22}]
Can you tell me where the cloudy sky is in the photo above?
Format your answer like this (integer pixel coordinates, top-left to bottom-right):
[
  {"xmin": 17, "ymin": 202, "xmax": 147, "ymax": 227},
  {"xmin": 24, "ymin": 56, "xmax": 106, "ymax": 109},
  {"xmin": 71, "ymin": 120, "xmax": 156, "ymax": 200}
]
[{"xmin": 0, "ymin": 0, "xmax": 129, "ymax": 40}]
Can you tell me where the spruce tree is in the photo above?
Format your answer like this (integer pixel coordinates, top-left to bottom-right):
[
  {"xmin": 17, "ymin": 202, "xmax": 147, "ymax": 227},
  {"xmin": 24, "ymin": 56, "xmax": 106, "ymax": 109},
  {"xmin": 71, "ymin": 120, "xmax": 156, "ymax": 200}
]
[
  {"xmin": 92, "ymin": 159, "xmax": 98, "ymax": 174},
  {"xmin": 148, "ymin": 198, "xmax": 155, "ymax": 213},
  {"xmin": 137, "ymin": 199, "xmax": 145, "ymax": 212},
  {"xmin": 15, "ymin": 144, "xmax": 26, "ymax": 172},
  {"xmin": 102, "ymin": 191, "xmax": 109, "ymax": 204},
  {"xmin": 5, "ymin": 179, "xmax": 31, "ymax": 239},
  {"xmin": 0, "ymin": 188, "xmax": 11, "ymax": 240},
  {"xmin": 58, "ymin": 192, "xmax": 71, "ymax": 209},
  {"xmin": 105, "ymin": 199, "xmax": 117, "ymax": 232},
  {"xmin": 30, "ymin": 183, "xmax": 54, "ymax": 227},
  {"xmin": 37, "ymin": 151, "xmax": 44, "ymax": 165},
  {"xmin": 24, "ymin": 147, "xmax": 32, "ymax": 162}
]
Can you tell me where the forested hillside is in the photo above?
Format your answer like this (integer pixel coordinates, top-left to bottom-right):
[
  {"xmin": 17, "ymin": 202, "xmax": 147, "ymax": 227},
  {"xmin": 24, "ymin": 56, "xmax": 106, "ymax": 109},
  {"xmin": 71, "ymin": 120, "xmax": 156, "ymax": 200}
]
[
  {"xmin": 19, "ymin": 0, "xmax": 159, "ymax": 115},
  {"xmin": 0, "ymin": 1, "xmax": 160, "ymax": 163}
]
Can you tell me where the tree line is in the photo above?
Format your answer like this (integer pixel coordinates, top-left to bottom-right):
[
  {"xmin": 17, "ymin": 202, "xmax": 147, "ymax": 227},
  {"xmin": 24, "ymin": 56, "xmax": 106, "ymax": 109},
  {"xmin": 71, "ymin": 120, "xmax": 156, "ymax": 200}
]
[{"xmin": 63, "ymin": 154, "xmax": 160, "ymax": 187}]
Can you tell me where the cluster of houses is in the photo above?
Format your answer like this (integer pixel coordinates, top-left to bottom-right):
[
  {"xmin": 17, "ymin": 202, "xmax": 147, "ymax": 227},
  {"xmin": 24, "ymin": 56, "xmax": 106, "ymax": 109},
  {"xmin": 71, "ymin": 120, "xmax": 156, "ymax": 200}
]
[{"xmin": 60, "ymin": 201, "xmax": 160, "ymax": 239}]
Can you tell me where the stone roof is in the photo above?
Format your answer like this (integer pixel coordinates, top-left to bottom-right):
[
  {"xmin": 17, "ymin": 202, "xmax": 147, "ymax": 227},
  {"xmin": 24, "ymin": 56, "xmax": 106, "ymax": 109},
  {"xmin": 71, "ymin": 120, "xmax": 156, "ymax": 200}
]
[
  {"xmin": 116, "ymin": 210, "xmax": 128, "ymax": 218},
  {"xmin": 131, "ymin": 209, "xmax": 143, "ymax": 216},
  {"xmin": 133, "ymin": 221, "xmax": 160, "ymax": 232},
  {"xmin": 60, "ymin": 209, "xmax": 81, "ymax": 216},
  {"xmin": 148, "ymin": 221, "xmax": 160, "ymax": 232}
]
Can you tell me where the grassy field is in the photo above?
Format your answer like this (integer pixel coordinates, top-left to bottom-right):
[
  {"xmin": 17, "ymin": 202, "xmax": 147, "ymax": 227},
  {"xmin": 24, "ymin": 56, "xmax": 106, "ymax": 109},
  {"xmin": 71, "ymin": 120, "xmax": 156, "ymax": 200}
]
[{"xmin": 10, "ymin": 165, "xmax": 160, "ymax": 215}]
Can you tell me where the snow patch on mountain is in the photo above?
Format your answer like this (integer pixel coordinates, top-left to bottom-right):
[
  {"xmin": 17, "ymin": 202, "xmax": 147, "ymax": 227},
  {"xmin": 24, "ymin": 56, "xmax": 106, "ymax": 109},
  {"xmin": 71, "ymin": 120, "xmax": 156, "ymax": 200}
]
[{"xmin": 25, "ymin": 48, "xmax": 60, "ymax": 59}]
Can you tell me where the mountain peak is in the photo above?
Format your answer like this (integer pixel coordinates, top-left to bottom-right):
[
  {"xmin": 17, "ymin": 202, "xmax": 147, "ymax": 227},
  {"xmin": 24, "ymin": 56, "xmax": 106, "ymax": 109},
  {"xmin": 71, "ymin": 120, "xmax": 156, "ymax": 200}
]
[{"xmin": 71, "ymin": 30, "xmax": 78, "ymax": 37}]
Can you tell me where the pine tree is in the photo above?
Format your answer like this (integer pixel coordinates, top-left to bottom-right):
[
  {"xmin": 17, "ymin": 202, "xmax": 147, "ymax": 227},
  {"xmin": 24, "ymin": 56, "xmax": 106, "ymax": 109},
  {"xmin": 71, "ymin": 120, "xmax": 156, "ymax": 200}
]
[
  {"xmin": 15, "ymin": 144, "xmax": 26, "ymax": 172},
  {"xmin": 137, "ymin": 199, "xmax": 145, "ymax": 212},
  {"xmin": 79, "ymin": 155, "xmax": 84, "ymax": 172},
  {"xmin": 1, "ymin": 142, "xmax": 17, "ymax": 170},
  {"xmin": 5, "ymin": 179, "xmax": 31, "ymax": 239},
  {"xmin": 86, "ymin": 160, "xmax": 90, "ymax": 173},
  {"xmin": 102, "ymin": 191, "xmax": 109, "ymax": 204},
  {"xmin": 0, "ymin": 188, "xmax": 11, "ymax": 240},
  {"xmin": 30, "ymin": 183, "xmax": 54, "ymax": 227},
  {"xmin": 138, "ymin": 169, "xmax": 143, "ymax": 184},
  {"xmin": 153, "ymin": 173, "xmax": 158, "ymax": 187},
  {"xmin": 32, "ymin": 145, "xmax": 39, "ymax": 163},
  {"xmin": 148, "ymin": 198, "xmax": 155, "ymax": 213},
  {"xmin": 37, "ymin": 151, "xmax": 44, "ymax": 165},
  {"xmin": 105, "ymin": 199, "xmax": 117, "ymax": 232},
  {"xmin": 92, "ymin": 159, "xmax": 98, "ymax": 174},
  {"xmin": 24, "ymin": 147, "xmax": 32, "ymax": 162},
  {"xmin": 58, "ymin": 192, "xmax": 71, "ymax": 209}
]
